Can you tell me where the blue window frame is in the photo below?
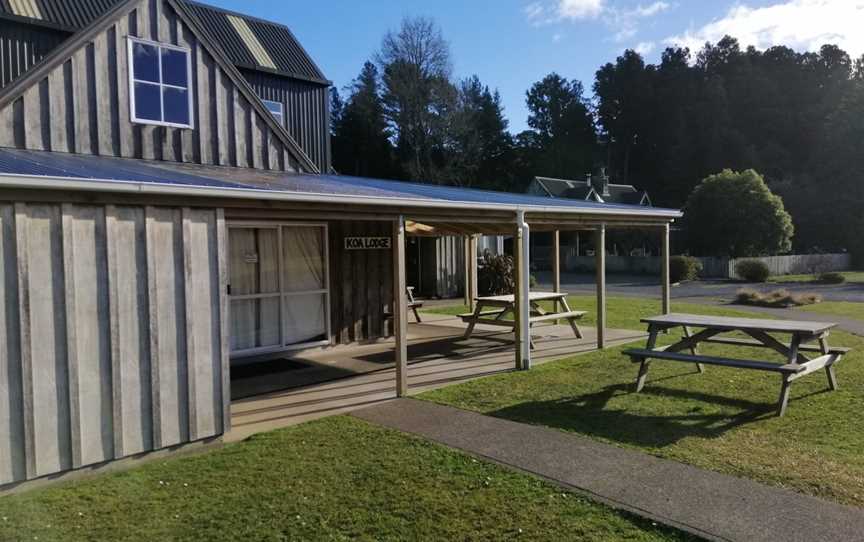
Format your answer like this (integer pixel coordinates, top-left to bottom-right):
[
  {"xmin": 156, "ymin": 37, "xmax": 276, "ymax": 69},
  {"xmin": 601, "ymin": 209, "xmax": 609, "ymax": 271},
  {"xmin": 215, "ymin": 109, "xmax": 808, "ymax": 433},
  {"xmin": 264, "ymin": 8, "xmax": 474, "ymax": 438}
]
[{"xmin": 128, "ymin": 37, "xmax": 193, "ymax": 128}]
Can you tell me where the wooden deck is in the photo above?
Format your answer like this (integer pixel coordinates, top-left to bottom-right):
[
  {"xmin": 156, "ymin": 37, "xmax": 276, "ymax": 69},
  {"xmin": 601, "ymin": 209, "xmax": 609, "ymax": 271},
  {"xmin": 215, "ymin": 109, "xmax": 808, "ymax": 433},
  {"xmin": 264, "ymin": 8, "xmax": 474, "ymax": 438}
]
[{"xmin": 227, "ymin": 314, "xmax": 645, "ymax": 442}]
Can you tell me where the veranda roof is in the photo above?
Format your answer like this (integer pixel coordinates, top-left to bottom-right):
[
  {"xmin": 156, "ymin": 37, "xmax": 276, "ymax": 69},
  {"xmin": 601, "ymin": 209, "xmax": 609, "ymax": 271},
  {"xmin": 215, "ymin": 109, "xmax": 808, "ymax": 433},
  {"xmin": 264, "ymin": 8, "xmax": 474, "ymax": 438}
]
[{"xmin": 0, "ymin": 148, "xmax": 680, "ymax": 227}]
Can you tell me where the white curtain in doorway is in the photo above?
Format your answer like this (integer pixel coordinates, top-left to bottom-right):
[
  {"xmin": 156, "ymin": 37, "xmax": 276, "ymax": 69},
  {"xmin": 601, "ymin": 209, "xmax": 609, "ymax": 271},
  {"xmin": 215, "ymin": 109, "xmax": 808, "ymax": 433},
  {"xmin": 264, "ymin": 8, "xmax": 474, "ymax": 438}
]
[{"xmin": 282, "ymin": 226, "xmax": 327, "ymax": 345}]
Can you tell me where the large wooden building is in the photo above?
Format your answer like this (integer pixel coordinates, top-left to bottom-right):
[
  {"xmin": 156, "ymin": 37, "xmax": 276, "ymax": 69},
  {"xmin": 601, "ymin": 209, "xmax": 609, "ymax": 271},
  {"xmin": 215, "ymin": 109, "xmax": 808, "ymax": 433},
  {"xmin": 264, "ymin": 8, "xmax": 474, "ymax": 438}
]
[{"xmin": 0, "ymin": 0, "xmax": 680, "ymax": 489}]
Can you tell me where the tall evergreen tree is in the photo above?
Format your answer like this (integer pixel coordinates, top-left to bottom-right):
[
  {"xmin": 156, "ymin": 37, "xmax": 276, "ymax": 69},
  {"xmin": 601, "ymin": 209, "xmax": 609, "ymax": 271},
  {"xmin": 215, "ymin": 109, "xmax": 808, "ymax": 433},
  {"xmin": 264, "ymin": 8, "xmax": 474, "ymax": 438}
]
[
  {"xmin": 524, "ymin": 73, "xmax": 596, "ymax": 179},
  {"xmin": 331, "ymin": 61, "xmax": 399, "ymax": 178}
]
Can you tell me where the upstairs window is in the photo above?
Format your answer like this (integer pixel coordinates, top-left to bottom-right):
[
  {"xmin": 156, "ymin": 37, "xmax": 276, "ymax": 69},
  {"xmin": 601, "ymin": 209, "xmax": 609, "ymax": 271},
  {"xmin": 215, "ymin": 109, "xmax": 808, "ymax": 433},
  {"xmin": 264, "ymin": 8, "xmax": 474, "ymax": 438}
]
[
  {"xmin": 262, "ymin": 99, "xmax": 284, "ymax": 126},
  {"xmin": 128, "ymin": 37, "xmax": 192, "ymax": 128}
]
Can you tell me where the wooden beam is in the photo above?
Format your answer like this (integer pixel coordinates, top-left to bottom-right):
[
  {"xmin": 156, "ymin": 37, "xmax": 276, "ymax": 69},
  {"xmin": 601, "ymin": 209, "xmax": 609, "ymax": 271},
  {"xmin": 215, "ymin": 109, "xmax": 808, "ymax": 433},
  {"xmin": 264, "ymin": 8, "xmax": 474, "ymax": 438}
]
[
  {"xmin": 595, "ymin": 224, "xmax": 607, "ymax": 349},
  {"xmin": 514, "ymin": 212, "xmax": 531, "ymax": 370},
  {"xmin": 661, "ymin": 223, "xmax": 670, "ymax": 315},
  {"xmin": 392, "ymin": 216, "xmax": 408, "ymax": 397}
]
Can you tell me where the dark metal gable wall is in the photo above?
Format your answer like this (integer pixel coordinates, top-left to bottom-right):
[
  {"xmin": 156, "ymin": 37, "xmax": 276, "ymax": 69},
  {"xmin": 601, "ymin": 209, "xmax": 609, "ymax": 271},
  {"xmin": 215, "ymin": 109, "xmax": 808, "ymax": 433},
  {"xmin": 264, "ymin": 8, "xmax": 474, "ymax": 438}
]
[
  {"xmin": 0, "ymin": 19, "xmax": 68, "ymax": 87},
  {"xmin": 242, "ymin": 68, "xmax": 330, "ymax": 173}
]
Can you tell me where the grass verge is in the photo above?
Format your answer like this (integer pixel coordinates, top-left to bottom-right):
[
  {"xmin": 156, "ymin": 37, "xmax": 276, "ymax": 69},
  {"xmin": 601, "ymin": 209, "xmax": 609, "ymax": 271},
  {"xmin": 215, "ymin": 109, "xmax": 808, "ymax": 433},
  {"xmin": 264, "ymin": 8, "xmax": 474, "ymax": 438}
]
[
  {"xmin": 797, "ymin": 301, "xmax": 864, "ymax": 321},
  {"xmin": 771, "ymin": 271, "xmax": 864, "ymax": 284},
  {"xmin": 0, "ymin": 416, "xmax": 694, "ymax": 541}
]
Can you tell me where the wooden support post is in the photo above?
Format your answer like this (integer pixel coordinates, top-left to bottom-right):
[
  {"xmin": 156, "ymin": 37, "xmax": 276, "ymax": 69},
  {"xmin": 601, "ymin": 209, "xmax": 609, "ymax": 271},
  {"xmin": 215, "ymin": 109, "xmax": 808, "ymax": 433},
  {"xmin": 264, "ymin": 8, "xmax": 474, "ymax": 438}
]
[
  {"xmin": 514, "ymin": 211, "xmax": 531, "ymax": 370},
  {"xmin": 467, "ymin": 235, "xmax": 478, "ymax": 311},
  {"xmin": 595, "ymin": 224, "xmax": 607, "ymax": 349},
  {"xmin": 393, "ymin": 216, "xmax": 408, "ymax": 397},
  {"xmin": 552, "ymin": 230, "xmax": 561, "ymax": 319},
  {"xmin": 463, "ymin": 235, "xmax": 472, "ymax": 308},
  {"xmin": 661, "ymin": 222, "xmax": 671, "ymax": 315}
]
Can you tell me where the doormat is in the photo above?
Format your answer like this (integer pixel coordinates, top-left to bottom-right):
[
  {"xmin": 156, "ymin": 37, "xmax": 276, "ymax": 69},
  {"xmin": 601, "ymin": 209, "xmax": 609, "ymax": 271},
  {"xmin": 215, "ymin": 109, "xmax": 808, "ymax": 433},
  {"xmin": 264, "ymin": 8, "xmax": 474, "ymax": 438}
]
[{"xmin": 231, "ymin": 358, "xmax": 312, "ymax": 380}]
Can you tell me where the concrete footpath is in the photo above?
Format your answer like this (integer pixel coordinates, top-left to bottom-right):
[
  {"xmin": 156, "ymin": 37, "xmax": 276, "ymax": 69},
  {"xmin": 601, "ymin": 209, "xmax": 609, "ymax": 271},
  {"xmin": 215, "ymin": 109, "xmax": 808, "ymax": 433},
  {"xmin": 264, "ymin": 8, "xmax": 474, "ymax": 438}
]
[{"xmin": 354, "ymin": 399, "xmax": 864, "ymax": 542}]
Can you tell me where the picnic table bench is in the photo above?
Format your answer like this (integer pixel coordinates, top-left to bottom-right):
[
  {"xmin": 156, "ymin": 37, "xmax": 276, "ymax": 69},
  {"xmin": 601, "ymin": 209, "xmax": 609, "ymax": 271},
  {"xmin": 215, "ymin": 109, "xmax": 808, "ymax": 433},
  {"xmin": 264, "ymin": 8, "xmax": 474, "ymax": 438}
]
[
  {"xmin": 458, "ymin": 292, "xmax": 585, "ymax": 348},
  {"xmin": 624, "ymin": 313, "xmax": 850, "ymax": 416}
]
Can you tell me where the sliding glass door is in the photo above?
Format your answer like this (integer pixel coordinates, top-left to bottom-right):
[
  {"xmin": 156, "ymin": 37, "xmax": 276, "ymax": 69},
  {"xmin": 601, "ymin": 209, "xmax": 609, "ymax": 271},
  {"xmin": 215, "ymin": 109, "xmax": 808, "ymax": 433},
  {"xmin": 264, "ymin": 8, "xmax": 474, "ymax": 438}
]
[{"xmin": 228, "ymin": 223, "xmax": 330, "ymax": 356}]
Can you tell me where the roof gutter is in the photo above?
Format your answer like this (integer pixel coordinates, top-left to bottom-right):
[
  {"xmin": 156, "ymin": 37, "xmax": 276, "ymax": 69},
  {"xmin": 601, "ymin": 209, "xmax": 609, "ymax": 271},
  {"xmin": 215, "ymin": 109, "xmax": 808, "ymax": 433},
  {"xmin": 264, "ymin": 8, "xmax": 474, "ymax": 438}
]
[{"xmin": 0, "ymin": 173, "xmax": 683, "ymax": 220}]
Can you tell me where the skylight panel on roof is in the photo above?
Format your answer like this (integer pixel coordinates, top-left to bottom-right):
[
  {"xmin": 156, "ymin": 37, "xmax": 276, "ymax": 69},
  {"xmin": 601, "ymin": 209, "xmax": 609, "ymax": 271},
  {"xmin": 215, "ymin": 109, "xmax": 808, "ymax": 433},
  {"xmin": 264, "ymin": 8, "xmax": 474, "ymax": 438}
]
[
  {"xmin": 8, "ymin": 0, "xmax": 42, "ymax": 19},
  {"xmin": 226, "ymin": 14, "xmax": 277, "ymax": 70}
]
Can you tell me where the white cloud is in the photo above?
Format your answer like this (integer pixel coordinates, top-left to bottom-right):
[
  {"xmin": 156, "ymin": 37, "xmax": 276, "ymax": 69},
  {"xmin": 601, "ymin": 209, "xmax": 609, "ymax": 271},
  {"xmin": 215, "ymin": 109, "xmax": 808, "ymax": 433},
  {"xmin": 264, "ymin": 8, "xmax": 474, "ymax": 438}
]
[
  {"xmin": 665, "ymin": 0, "xmax": 864, "ymax": 58},
  {"xmin": 525, "ymin": 1, "xmax": 672, "ymax": 46},
  {"xmin": 558, "ymin": 0, "xmax": 605, "ymax": 20},
  {"xmin": 552, "ymin": 33, "xmax": 565, "ymax": 42},
  {"xmin": 634, "ymin": 41, "xmax": 656, "ymax": 55}
]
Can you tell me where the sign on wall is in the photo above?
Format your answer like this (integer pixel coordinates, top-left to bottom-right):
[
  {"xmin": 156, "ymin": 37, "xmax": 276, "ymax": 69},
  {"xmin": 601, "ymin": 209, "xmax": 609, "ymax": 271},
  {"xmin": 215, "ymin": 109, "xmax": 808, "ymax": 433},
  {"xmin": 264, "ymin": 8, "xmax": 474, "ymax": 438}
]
[{"xmin": 345, "ymin": 236, "xmax": 392, "ymax": 250}]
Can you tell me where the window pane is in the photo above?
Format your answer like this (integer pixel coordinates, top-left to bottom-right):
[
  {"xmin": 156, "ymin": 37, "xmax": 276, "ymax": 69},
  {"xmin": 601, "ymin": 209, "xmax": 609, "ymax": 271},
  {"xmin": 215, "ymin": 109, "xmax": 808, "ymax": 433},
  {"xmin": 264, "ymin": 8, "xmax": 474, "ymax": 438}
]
[
  {"xmin": 163, "ymin": 87, "xmax": 190, "ymax": 125},
  {"xmin": 132, "ymin": 42, "xmax": 159, "ymax": 83},
  {"xmin": 282, "ymin": 226, "xmax": 325, "ymax": 292},
  {"xmin": 228, "ymin": 228, "xmax": 280, "ymax": 295},
  {"xmin": 133, "ymin": 82, "xmax": 161, "ymax": 121},
  {"xmin": 283, "ymin": 293, "xmax": 326, "ymax": 346},
  {"xmin": 263, "ymin": 100, "xmax": 281, "ymax": 114},
  {"xmin": 161, "ymin": 48, "xmax": 188, "ymax": 87},
  {"xmin": 230, "ymin": 298, "xmax": 281, "ymax": 351},
  {"xmin": 272, "ymin": 112, "xmax": 284, "ymax": 126}
]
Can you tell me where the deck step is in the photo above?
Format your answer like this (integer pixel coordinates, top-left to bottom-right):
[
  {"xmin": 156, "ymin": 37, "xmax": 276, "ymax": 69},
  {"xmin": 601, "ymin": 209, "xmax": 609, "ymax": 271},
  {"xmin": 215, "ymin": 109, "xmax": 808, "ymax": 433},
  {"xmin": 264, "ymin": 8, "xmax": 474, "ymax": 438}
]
[{"xmin": 624, "ymin": 348, "xmax": 803, "ymax": 373}]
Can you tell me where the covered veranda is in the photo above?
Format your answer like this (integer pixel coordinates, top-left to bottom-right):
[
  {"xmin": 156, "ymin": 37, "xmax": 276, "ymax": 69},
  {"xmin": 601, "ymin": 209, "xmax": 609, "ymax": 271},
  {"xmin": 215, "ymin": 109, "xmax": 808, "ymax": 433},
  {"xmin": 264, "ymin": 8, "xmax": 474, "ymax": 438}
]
[{"xmin": 219, "ymin": 178, "xmax": 681, "ymax": 440}]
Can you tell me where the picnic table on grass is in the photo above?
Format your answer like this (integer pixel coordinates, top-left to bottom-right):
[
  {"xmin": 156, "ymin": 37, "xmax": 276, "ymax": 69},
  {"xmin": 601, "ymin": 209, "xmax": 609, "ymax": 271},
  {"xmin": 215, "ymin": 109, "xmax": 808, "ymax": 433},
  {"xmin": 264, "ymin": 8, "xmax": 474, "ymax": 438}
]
[
  {"xmin": 624, "ymin": 313, "xmax": 850, "ymax": 416},
  {"xmin": 458, "ymin": 292, "xmax": 585, "ymax": 348}
]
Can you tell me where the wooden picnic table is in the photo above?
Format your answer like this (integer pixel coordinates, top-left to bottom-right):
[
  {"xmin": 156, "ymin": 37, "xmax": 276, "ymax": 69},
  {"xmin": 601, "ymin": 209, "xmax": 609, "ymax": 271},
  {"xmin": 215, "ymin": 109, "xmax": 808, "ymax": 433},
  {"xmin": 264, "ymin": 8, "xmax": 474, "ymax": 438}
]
[
  {"xmin": 624, "ymin": 313, "xmax": 850, "ymax": 416},
  {"xmin": 458, "ymin": 292, "xmax": 585, "ymax": 348}
]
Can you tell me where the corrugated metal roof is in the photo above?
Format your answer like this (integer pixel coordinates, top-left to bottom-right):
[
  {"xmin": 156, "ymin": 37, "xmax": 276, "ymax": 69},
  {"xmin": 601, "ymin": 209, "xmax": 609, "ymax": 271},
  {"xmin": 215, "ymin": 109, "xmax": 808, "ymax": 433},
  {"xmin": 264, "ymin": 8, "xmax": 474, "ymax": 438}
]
[
  {"xmin": 181, "ymin": 1, "xmax": 328, "ymax": 84},
  {"xmin": 0, "ymin": 148, "xmax": 680, "ymax": 218},
  {"xmin": 0, "ymin": 0, "xmax": 329, "ymax": 84},
  {"xmin": 0, "ymin": 0, "xmax": 123, "ymax": 30}
]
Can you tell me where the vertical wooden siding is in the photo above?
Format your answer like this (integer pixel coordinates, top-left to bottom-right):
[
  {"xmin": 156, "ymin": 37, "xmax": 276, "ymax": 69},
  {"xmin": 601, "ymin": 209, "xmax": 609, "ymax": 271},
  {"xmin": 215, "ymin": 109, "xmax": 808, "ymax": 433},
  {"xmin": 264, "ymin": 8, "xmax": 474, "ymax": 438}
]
[
  {"xmin": 0, "ymin": 0, "xmax": 300, "ymax": 172},
  {"xmin": 328, "ymin": 220, "xmax": 392, "ymax": 345},
  {"xmin": 0, "ymin": 201, "xmax": 229, "ymax": 487}
]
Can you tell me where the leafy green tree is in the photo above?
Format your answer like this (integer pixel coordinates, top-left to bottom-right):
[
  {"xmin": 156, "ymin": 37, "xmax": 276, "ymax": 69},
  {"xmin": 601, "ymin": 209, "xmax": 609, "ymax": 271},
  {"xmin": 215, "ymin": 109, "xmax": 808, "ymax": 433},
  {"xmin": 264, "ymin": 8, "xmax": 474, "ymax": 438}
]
[
  {"xmin": 331, "ymin": 62, "xmax": 399, "ymax": 179},
  {"xmin": 682, "ymin": 169, "xmax": 794, "ymax": 257},
  {"xmin": 524, "ymin": 73, "xmax": 596, "ymax": 179}
]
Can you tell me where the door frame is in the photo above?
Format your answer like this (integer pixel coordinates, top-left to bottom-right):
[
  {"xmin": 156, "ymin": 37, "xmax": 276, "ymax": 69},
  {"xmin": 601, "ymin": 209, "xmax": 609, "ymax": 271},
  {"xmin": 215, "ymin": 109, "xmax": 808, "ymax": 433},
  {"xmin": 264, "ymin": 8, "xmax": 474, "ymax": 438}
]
[{"xmin": 227, "ymin": 221, "xmax": 331, "ymax": 358}]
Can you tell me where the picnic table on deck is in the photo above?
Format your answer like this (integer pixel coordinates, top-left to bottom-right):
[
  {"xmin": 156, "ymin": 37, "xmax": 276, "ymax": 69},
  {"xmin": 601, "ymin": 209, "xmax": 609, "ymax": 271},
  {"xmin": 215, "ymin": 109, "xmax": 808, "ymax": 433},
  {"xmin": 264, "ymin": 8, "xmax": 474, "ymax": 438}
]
[
  {"xmin": 624, "ymin": 313, "xmax": 850, "ymax": 416},
  {"xmin": 458, "ymin": 292, "xmax": 585, "ymax": 348}
]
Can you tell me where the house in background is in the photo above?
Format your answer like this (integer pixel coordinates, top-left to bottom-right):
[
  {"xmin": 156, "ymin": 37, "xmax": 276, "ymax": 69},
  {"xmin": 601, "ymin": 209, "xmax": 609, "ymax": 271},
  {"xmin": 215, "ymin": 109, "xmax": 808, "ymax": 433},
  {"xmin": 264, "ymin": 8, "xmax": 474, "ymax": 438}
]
[
  {"xmin": 527, "ymin": 168, "xmax": 652, "ymax": 207},
  {"xmin": 527, "ymin": 169, "xmax": 655, "ymax": 269}
]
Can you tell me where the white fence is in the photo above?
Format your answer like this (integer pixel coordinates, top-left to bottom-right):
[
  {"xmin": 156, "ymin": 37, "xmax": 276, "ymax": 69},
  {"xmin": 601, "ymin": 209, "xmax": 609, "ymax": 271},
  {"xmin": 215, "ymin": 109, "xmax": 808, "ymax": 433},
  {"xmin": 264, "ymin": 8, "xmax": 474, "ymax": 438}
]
[
  {"xmin": 699, "ymin": 253, "xmax": 852, "ymax": 279},
  {"xmin": 535, "ymin": 248, "xmax": 852, "ymax": 279}
]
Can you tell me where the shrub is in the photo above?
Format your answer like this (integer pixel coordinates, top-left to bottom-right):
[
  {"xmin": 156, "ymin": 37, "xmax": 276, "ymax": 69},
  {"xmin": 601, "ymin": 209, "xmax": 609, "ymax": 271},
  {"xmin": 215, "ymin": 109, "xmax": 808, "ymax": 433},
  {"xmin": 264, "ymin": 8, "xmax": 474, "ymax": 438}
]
[
  {"xmin": 734, "ymin": 288, "xmax": 821, "ymax": 308},
  {"xmin": 735, "ymin": 259, "xmax": 770, "ymax": 282},
  {"xmin": 818, "ymin": 272, "xmax": 846, "ymax": 284},
  {"xmin": 669, "ymin": 255, "xmax": 702, "ymax": 283},
  {"xmin": 682, "ymin": 169, "xmax": 794, "ymax": 257},
  {"xmin": 478, "ymin": 251, "xmax": 515, "ymax": 295}
]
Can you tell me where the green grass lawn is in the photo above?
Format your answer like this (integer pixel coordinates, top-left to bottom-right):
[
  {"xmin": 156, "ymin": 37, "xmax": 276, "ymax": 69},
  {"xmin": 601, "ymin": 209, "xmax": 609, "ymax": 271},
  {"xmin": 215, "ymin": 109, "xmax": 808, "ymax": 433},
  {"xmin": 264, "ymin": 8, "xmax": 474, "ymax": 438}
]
[
  {"xmin": 797, "ymin": 301, "xmax": 864, "ymax": 321},
  {"xmin": 422, "ymin": 299, "xmax": 864, "ymax": 507},
  {"xmin": 0, "ymin": 416, "xmax": 693, "ymax": 542},
  {"xmin": 771, "ymin": 271, "xmax": 864, "ymax": 284}
]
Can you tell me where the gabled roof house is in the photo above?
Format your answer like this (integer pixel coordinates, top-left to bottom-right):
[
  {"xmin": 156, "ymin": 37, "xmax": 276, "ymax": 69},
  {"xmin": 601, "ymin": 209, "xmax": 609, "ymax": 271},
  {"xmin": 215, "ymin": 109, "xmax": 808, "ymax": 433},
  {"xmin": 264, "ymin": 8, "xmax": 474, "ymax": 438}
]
[
  {"xmin": 0, "ymin": 0, "xmax": 679, "ymax": 490},
  {"xmin": 528, "ymin": 169, "xmax": 652, "ymax": 207}
]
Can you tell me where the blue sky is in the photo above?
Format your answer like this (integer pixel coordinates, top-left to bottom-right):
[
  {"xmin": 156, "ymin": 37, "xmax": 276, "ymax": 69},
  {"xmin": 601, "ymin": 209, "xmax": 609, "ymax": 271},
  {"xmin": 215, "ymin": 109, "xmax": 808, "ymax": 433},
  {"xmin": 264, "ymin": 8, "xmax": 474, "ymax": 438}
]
[{"xmin": 209, "ymin": 0, "xmax": 864, "ymax": 133}]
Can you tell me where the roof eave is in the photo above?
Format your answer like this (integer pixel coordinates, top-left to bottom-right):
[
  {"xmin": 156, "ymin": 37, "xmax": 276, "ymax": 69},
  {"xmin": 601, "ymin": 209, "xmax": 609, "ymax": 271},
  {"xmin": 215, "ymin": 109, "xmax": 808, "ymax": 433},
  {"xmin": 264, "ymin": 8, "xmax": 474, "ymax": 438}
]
[{"xmin": 0, "ymin": 173, "xmax": 683, "ymax": 221}]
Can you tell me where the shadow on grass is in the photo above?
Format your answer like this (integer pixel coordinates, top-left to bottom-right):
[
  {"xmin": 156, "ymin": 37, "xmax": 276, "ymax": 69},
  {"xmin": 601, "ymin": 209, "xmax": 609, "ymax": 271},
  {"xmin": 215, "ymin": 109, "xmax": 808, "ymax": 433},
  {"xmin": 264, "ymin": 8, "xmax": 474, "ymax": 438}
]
[{"xmin": 488, "ymin": 381, "xmax": 777, "ymax": 448}]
